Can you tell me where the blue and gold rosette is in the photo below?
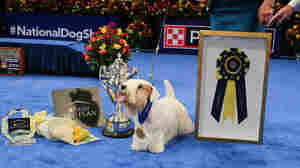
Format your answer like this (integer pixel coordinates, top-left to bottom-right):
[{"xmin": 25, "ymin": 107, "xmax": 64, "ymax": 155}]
[{"xmin": 211, "ymin": 48, "xmax": 249, "ymax": 124}]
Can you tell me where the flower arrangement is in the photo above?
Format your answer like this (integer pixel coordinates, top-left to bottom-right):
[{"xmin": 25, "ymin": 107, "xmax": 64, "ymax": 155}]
[
  {"xmin": 286, "ymin": 21, "xmax": 300, "ymax": 56},
  {"xmin": 8, "ymin": 0, "xmax": 207, "ymax": 17},
  {"xmin": 8, "ymin": 0, "xmax": 59, "ymax": 13},
  {"xmin": 129, "ymin": 0, "xmax": 149, "ymax": 18},
  {"xmin": 63, "ymin": 0, "xmax": 88, "ymax": 15},
  {"xmin": 286, "ymin": 24, "xmax": 300, "ymax": 47},
  {"xmin": 118, "ymin": 0, "xmax": 132, "ymax": 16},
  {"xmin": 83, "ymin": 22, "xmax": 131, "ymax": 71},
  {"xmin": 8, "ymin": 0, "xmax": 31, "ymax": 13},
  {"xmin": 169, "ymin": 0, "xmax": 208, "ymax": 17},
  {"xmin": 63, "ymin": 0, "xmax": 129, "ymax": 16},
  {"xmin": 148, "ymin": 0, "xmax": 171, "ymax": 16},
  {"xmin": 85, "ymin": 0, "xmax": 106, "ymax": 15},
  {"xmin": 286, "ymin": 4, "xmax": 300, "ymax": 47},
  {"xmin": 193, "ymin": 0, "xmax": 208, "ymax": 16},
  {"xmin": 101, "ymin": 0, "xmax": 130, "ymax": 17},
  {"xmin": 125, "ymin": 18, "xmax": 152, "ymax": 48}
]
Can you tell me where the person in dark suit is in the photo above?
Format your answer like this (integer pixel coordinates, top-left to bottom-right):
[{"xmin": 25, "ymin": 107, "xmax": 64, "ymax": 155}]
[{"xmin": 198, "ymin": 0, "xmax": 274, "ymax": 32}]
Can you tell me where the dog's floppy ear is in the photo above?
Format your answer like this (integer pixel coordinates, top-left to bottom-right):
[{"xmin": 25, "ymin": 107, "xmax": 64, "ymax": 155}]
[{"xmin": 150, "ymin": 86, "xmax": 160, "ymax": 102}]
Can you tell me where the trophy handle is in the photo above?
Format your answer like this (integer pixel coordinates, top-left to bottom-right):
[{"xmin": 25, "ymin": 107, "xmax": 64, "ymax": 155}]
[{"xmin": 102, "ymin": 84, "xmax": 117, "ymax": 105}]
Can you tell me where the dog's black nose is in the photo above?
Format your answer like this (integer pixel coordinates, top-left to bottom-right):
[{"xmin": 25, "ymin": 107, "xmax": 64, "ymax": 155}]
[{"xmin": 120, "ymin": 85, "xmax": 126, "ymax": 90}]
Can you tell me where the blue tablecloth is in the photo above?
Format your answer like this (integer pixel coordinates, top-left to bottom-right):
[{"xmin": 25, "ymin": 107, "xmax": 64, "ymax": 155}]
[{"xmin": 0, "ymin": 38, "xmax": 96, "ymax": 76}]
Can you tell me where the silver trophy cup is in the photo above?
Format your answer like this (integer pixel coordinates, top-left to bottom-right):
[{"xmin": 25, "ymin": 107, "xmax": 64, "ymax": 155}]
[{"xmin": 99, "ymin": 53, "xmax": 138, "ymax": 138}]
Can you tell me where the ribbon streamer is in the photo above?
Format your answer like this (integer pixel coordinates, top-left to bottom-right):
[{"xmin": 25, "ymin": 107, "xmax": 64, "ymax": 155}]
[{"xmin": 211, "ymin": 48, "xmax": 249, "ymax": 124}]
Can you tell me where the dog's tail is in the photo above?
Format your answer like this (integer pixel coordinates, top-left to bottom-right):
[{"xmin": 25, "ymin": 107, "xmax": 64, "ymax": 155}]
[{"xmin": 164, "ymin": 80, "xmax": 176, "ymax": 98}]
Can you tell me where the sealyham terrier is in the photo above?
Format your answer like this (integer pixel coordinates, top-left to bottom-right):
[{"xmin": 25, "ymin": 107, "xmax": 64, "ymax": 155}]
[{"xmin": 118, "ymin": 79, "xmax": 194, "ymax": 153}]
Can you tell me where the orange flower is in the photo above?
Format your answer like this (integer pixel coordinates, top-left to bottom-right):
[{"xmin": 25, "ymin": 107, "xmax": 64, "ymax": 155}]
[
  {"xmin": 83, "ymin": 53, "xmax": 90, "ymax": 61},
  {"xmin": 99, "ymin": 26, "xmax": 107, "ymax": 34},
  {"xmin": 91, "ymin": 37, "xmax": 96, "ymax": 43},
  {"xmin": 124, "ymin": 42, "xmax": 129, "ymax": 48},
  {"xmin": 120, "ymin": 39, "xmax": 125, "ymax": 45},
  {"xmin": 128, "ymin": 50, "xmax": 131, "ymax": 56},
  {"xmin": 293, "ymin": 25, "xmax": 298, "ymax": 30},
  {"xmin": 86, "ymin": 45, "xmax": 92, "ymax": 51},
  {"xmin": 122, "ymin": 47, "xmax": 127, "ymax": 54},
  {"xmin": 99, "ymin": 49, "xmax": 107, "ymax": 55},
  {"xmin": 98, "ymin": 36, "xmax": 104, "ymax": 40},
  {"xmin": 83, "ymin": 53, "xmax": 89, "ymax": 57},
  {"xmin": 84, "ymin": 55, "xmax": 90, "ymax": 61}
]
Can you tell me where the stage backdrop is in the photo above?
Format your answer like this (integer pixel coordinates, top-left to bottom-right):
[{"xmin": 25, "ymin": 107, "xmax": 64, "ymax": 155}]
[
  {"xmin": 5, "ymin": 13, "xmax": 118, "ymax": 42},
  {"xmin": 0, "ymin": 14, "xmax": 119, "ymax": 75}
]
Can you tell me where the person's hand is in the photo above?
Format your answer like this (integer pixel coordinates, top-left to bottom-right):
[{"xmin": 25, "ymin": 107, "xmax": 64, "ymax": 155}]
[
  {"xmin": 267, "ymin": 5, "xmax": 294, "ymax": 27},
  {"xmin": 258, "ymin": 1, "xmax": 274, "ymax": 25}
]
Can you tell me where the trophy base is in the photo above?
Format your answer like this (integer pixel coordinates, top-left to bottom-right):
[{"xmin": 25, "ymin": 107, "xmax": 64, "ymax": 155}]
[
  {"xmin": 5, "ymin": 138, "xmax": 36, "ymax": 146},
  {"xmin": 102, "ymin": 114, "xmax": 134, "ymax": 138},
  {"xmin": 102, "ymin": 128, "xmax": 134, "ymax": 138}
]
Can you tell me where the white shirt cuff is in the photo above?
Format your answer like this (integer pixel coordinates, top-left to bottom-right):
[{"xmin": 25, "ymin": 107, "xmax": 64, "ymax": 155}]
[{"xmin": 289, "ymin": 0, "xmax": 300, "ymax": 11}]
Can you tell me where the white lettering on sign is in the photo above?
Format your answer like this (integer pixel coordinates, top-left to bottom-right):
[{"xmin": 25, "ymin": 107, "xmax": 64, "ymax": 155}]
[
  {"xmin": 190, "ymin": 30, "xmax": 200, "ymax": 44},
  {"xmin": 10, "ymin": 25, "xmax": 94, "ymax": 41}
]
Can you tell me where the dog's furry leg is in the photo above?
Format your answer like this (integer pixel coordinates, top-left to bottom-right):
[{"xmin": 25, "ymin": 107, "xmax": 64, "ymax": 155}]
[
  {"xmin": 149, "ymin": 139, "xmax": 165, "ymax": 154},
  {"xmin": 148, "ymin": 130, "xmax": 165, "ymax": 153},
  {"xmin": 149, "ymin": 144, "xmax": 164, "ymax": 154},
  {"xmin": 131, "ymin": 132, "xmax": 148, "ymax": 151},
  {"xmin": 177, "ymin": 103, "xmax": 194, "ymax": 135},
  {"xmin": 164, "ymin": 80, "xmax": 194, "ymax": 135}
]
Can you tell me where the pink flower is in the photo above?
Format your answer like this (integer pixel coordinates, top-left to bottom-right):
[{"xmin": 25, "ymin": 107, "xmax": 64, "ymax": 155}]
[{"xmin": 108, "ymin": 22, "xmax": 116, "ymax": 28}]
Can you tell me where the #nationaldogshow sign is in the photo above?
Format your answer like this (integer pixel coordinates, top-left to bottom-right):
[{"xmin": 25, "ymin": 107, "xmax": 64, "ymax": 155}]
[{"xmin": 5, "ymin": 14, "xmax": 118, "ymax": 42}]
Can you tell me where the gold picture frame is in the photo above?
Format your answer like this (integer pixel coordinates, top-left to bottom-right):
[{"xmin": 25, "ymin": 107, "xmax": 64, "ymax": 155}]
[{"xmin": 195, "ymin": 30, "xmax": 272, "ymax": 144}]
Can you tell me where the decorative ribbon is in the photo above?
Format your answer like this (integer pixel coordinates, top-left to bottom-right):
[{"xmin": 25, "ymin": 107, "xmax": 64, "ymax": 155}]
[
  {"xmin": 211, "ymin": 48, "xmax": 250, "ymax": 124},
  {"xmin": 138, "ymin": 98, "xmax": 152, "ymax": 125}
]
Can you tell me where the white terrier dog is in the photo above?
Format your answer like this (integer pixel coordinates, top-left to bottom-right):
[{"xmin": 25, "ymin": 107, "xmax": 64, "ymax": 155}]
[{"xmin": 118, "ymin": 79, "xmax": 194, "ymax": 153}]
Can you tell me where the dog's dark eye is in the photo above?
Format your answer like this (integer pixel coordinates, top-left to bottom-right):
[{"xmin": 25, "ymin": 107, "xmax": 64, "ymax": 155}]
[{"xmin": 137, "ymin": 84, "xmax": 143, "ymax": 89}]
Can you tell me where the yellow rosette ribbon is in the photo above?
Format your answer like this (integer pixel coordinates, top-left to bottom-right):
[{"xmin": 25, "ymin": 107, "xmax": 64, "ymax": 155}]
[{"xmin": 211, "ymin": 48, "xmax": 250, "ymax": 124}]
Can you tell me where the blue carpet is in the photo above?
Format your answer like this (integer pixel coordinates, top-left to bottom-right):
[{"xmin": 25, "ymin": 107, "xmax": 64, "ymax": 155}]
[{"xmin": 0, "ymin": 52, "xmax": 300, "ymax": 168}]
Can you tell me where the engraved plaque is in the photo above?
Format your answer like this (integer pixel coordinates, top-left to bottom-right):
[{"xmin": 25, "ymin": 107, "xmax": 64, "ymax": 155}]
[{"xmin": 0, "ymin": 47, "xmax": 25, "ymax": 76}]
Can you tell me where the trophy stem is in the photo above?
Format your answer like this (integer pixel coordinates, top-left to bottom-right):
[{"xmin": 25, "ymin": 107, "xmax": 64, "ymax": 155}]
[{"xmin": 102, "ymin": 86, "xmax": 134, "ymax": 138}]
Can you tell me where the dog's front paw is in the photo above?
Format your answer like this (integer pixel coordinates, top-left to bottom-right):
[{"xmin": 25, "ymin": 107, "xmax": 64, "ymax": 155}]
[
  {"xmin": 149, "ymin": 143, "xmax": 165, "ymax": 154},
  {"xmin": 131, "ymin": 143, "xmax": 147, "ymax": 152}
]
